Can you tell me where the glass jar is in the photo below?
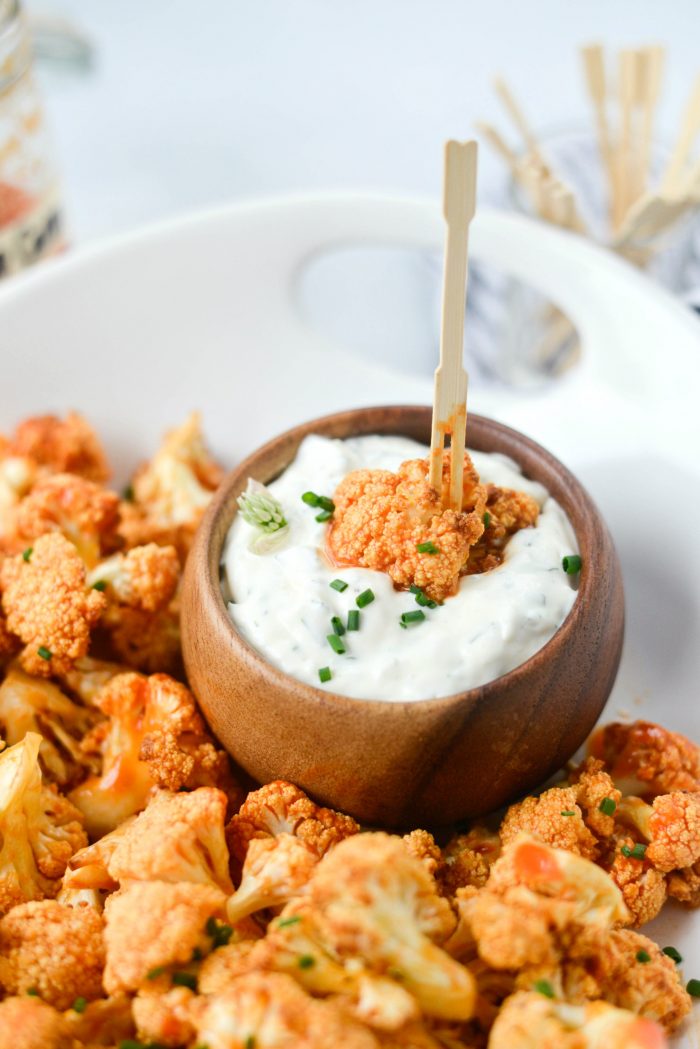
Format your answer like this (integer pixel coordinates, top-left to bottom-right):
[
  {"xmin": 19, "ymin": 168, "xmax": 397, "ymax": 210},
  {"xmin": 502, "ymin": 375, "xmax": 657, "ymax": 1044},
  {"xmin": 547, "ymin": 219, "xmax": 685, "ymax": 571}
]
[{"xmin": 0, "ymin": 0, "xmax": 65, "ymax": 278}]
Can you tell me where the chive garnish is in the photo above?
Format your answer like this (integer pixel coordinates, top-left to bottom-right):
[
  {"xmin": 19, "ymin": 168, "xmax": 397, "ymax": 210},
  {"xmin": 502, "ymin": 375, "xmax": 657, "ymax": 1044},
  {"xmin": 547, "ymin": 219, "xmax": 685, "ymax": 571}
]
[
  {"xmin": 326, "ymin": 634, "xmax": 346, "ymax": 655},
  {"xmin": 562, "ymin": 554, "xmax": 582, "ymax": 574},
  {"xmin": 278, "ymin": 915, "xmax": 302, "ymax": 928},
  {"xmin": 636, "ymin": 949, "xmax": 651, "ymax": 963},
  {"xmin": 206, "ymin": 918, "xmax": 233, "ymax": 949},
  {"xmin": 72, "ymin": 997, "xmax": 88, "ymax": 1013},
  {"xmin": 146, "ymin": 966, "xmax": 166, "ymax": 980},
  {"xmin": 534, "ymin": 979, "xmax": 555, "ymax": 998},
  {"xmin": 621, "ymin": 843, "xmax": 647, "ymax": 860},
  {"xmin": 22, "ymin": 547, "xmax": 32, "ymax": 562},
  {"xmin": 663, "ymin": 946, "xmax": 683, "ymax": 964},
  {"xmin": 687, "ymin": 979, "xmax": 700, "ymax": 997},
  {"xmin": 347, "ymin": 609, "xmax": 360, "ymax": 631},
  {"xmin": 317, "ymin": 496, "xmax": 335, "ymax": 512},
  {"xmin": 331, "ymin": 616, "xmax": 345, "ymax": 636},
  {"xmin": 356, "ymin": 589, "xmax": 375, "ymax": 608},
  {"xmin": 245, "ymin": 1037, "xmax": 256, "ymax": 1049},
  {"xmin": 330, "ymin": 579, "xmax": 348, "ymax": 592},
  {"xmin": 92, "ymin": 580, "xmax": 107, "ymax": 591},
  {"xmin": 298, "ymin": 954, "xmax": 315, "ymax": 969},
  {"xmin": 172, "ymin": 971, "xmax": 197, "ymax": 991},
  {"xmin": 302, "ymin": 491, "xmax": 320, "ymax": 506},
  {"xmin": 315, "ymin": 509, "xmax": 333, "ymax": 522},
  {"xmin": 417, "ymin": 541, "xmax": 440, "ymax": 554},
  {"xmin": 121, "ymin": 483, "xmax": 135, "ymax": 503},
  {"xmin": 598, "ymin": 797, "xmax": 617, "ymax": 816},
  {"xmin": 318, "ymin": 667, "xmax": 332, "ymax": 683},
  {"xmin": 37, "ymin": 646, "xmax": 52, "ymax": 661},
  {"xmin": 560, "ymin": 810, "xmax": 576, "ymax": 817},
  {"xmin": 483, "ymin": 512, "xmax": 491, "ymax": 528},
  {"xmin": 26, "ymin": 987, "xmax": 39, "ymax": 997},
  {"xmin": 409, "ymin": 584, "xmax": 437, "ymax": 609},
  {"xmin": 400, "ymin": 610, "xmax": 426, "ymax": 628}
]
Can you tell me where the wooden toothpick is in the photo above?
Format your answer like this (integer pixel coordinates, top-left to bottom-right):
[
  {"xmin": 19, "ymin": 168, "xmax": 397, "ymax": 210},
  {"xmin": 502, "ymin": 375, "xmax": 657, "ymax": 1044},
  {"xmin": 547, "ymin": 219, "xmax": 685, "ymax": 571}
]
[
  {"xmin": 430, "ymin": 140, "xmax": 477, "ymax": 512},
  {"xmin": 661, "ymin": 73, "xmax": 700, "ymax": 195}
]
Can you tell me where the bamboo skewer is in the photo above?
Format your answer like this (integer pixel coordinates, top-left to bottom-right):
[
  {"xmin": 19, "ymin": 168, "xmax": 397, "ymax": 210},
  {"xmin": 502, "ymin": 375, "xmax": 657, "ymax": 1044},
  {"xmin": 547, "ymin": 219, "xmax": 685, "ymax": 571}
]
[
  {"xmin": 430, "ymin": 140, "xmax": 477, "ymax": 512},
  {"xmin": 493, "ymin": 77, "xmax": 546, "ymax": 167},
  {"xmin": 581, "ymin": 43, "xmax": 615, "ymax": 212},
  {"xmin": 639, "ymin": 46, "xmax": 665, "ymax": 193},
  {"xmin": 661, "ymin": 74, "xmax": 700, "ymax": 195}
]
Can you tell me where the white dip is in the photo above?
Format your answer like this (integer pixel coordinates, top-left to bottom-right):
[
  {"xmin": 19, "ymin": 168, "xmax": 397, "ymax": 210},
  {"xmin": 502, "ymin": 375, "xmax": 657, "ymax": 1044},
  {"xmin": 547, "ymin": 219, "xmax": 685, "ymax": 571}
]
[{"xmin": 223, "ymin": 434, "xmax": 578, "ymax": 702}]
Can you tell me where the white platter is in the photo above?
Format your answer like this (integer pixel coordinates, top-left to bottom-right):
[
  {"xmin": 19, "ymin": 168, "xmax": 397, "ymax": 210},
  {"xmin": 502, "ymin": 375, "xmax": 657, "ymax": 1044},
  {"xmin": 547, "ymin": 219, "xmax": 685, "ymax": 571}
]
[{"xmin": 1, "ymin": 196, "xmax": 699, "ymax": 1043}]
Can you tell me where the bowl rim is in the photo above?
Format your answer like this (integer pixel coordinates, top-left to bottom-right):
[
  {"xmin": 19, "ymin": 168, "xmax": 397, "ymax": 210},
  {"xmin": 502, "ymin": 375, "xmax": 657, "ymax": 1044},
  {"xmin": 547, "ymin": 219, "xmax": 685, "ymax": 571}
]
[{"xmin": 192, "ymin": 405, "xmax": 600, "ymax": 713}]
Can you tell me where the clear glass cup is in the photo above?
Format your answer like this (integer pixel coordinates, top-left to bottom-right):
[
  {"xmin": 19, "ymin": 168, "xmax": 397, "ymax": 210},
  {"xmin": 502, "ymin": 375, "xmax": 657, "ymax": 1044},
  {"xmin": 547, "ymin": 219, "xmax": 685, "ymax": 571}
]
[{"xmin": 0, "ymin": 0, "xmax": 65, "ymax": 278}]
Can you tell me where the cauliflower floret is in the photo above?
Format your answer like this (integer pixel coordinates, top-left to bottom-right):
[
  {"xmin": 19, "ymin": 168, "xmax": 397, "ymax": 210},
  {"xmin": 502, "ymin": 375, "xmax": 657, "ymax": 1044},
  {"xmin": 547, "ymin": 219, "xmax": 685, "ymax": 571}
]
[
  {"xmin": 0, "ymin": 665, "xmax": 101, "ymax": 789},
  {"xmin": 68, "ymin": 672, "xmax": 237, "ymax": 838},
  {"xmin": 87, "ymin": 543, "xmax": 180, "ymax": 612},
  {"xmin": 103, "ymin": 880, "xmax": 226, "ymax": 994},
  {"xmin": 616, "ymin": 792, "xmax": 700, "ymax": 872},
  {"xmin": 119, "ymin": 412, "xmax": 224, "ymax": 559},
  {"xmin": 226, "ymin": 833, "xmax": 318, "ymax": 924},
  {"xmin": 500, "ymin": 786, "xmax": 600, "ymax": 861},
  {"xmin": 6, "ymin": 412, "xmax": 110, "ymax": 484},
  {"xmin": 0, "ymin": 733, "xmax": 87, "ymax": 915},
  {"xmin": 439, "ymin": 826, "xmax": 502, "ymax": 897},
  {"xmin": 57, "ymin": 655, "xmax": 128, "ymax": 705},
  {"xmin": 14, "ymin": 474, "xmax": 120, "ymax": 568},
  {"xmin": 101, "ymin": 599, "xmax": 183, "ymax": 676},
  {"xmin": 63, "ymin": 995, "xmax": 136, "ymax": 1046},
  {"xmin": 227, "ymin": 780, "xmax": 359, "ymax": 866},
  {"xmin": 60, "ymin": 818, "xmax": 136, "ymax": 902},
  {"xmin": 106, "ymin": 787, "xmax": 233, "ymax": 892},
  {"xmin": 568, "ymin": 758, "xmax": 622, "ymax": 838},
  {"xmin": 0, "ymin": 454, "xmax": 38, "ymax": 552},
  {"xmin": 192, "ymin": 970, "xmax": 380, "ymax": 1049},
  {"xmin": 590, "ymin": 720, "xmax": 700, "ymax": 798},
  {"xmin": 0, "ymin": 605, "xmax": 20, "ymax": 660},
  {"xmin": 598, "ymin": 832, "xmax": 667, "ymax": 927},
  {"xmin": 465, "ymin": 483, "xmax": 540, "ymax": 576},
  {"xmin": 667, "ymin": 858, "xmax": 700, "ymax": 908},
  {"xmin": 403, "ymin": 829, "xmax": 443, "ymax": 878},
  {"xmin": 0, "ymin": 533, "xmax": 106, "ymax": 677},
  {"xmin": 305, "ymin": 832, "xmax": 473, "ymax": 1021},
  {"xmin": 0, "ymin": 996, "xmax": 72, "ymax": 1049},
  {"xmin": 0, "ymin": 899, "xmax": 104, "ymax": 1009},
  {"xmin": 132, "ymin": 985, "xmax": 198, "ymax": 1048},
  {"xmin": 489, "ymin": 991, "xmax": 668, "ymax": 1049},
  {"xmin": 328, "ymin": 452, "xmax": 487, "ymax": 603}
]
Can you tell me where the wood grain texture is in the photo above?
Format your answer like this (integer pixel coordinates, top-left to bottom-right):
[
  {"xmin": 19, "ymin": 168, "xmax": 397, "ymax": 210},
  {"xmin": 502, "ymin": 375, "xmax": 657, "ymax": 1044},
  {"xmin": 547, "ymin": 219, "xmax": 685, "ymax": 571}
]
[{"xmin": 181, "ymin": 406, "xmax": 625, "ymax": 829}]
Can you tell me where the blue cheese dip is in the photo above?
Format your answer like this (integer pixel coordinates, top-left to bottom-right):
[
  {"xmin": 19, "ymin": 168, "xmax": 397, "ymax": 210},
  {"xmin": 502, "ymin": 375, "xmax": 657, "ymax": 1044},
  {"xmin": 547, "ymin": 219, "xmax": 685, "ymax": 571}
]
[{"xmin": 222, "ymin": 434, "xmax": 578, "ymax": 702}]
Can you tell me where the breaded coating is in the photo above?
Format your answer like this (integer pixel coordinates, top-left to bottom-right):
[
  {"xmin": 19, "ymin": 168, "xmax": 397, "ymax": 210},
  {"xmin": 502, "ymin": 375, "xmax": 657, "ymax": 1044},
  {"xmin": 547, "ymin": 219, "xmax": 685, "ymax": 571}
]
[
  {"xmin": 590, "ymin": 720, "xmax": 700, "ymax": 798},
  {"xmin": 103, "ymin": 599, "xmax": 183, "ymax": 676},
  {"xmin": 306, "ymin": 833, "xmax": 473, "ymax": 1021},
  {"xmin": 489, "ymin": 991, "xmax": 668, "ymax": 1049},
  {"xmin": 598, "ymin": 832, "xmax": 667, "ymax": 927},
  {"xmin": 132, "ymin": 986, "xmax": 197, "ymax": 1048},
  {"xmin": 107, "ymin": 787, "xmax": 233, "ymax": 892},
  {"xmin": 465, "ymin": 483, "xmax": 540, "ymax": 576},
  {"xmin": 0, "ymin": 664, "xmax": 101, "ymax": 789},
  {"xmin": 15, "ymin": 473, "xmax": 120, "ymax": 568},
  {"xmin": 227, "ymin": 779, "xmax": 359, "ymax": 865},
  {"xmin": 439, "ymin": 826, "xmax": 502, "ymax": 896},
  {"xmin": 68, "ymin": 672, "xmax": 236, "ymax": 837},
  {"xmin": 88, "ymin": 542, "xmax": 180, "ymax": 612},
  {"xmin": 0, "ymin": 533, "xmax": 106, "ymax": 677},
  {"xmin": 103, "ymin": 880, "xmax": 226, "ymax": 993},
  {"xmin": 119, "ymin": 412, "xmax": 224, "ymax": 559},
  {"xmin": 403, "ymin": 829, "xmax": 443, "ymax": 877},
  {"xmin": 226, "ymin": 833, "xmax": 318, "ymax": 924},
  {"xmin": 500, "ymin": 786, "xmax": 599, "ymax": 861},
  {"xmin": 7, "ymin": 412, "xmax": 110, "ymax": 484},
  {"xmin": 192, "ymin": 970, "xmax": 380, "ymax": 1049},
  {"xmin": 328, "ymin": 452, "xmax": 487, "ymax": 603},
  {"xmin": 0, "ymin": 899, "xmax": 104, "ymax": 1009},
  {"xmin": 0, "ymin": 996, "xmax": 72, "ymax": 1049}
]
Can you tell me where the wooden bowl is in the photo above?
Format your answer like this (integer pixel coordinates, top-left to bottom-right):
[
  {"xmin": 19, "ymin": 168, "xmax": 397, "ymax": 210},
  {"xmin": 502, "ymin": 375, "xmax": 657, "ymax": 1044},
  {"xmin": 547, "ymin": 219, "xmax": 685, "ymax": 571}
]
[{"xmin": 181, "ymin": 406, "xmax": 624, "ymax": 828}]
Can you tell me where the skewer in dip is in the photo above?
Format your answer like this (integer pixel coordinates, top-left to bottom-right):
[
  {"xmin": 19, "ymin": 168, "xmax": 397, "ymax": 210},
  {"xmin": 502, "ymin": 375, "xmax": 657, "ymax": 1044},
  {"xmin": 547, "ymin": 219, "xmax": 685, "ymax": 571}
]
[{"xmin": 222, "ymin": 433, "xmax": 578, "ymax": 702}]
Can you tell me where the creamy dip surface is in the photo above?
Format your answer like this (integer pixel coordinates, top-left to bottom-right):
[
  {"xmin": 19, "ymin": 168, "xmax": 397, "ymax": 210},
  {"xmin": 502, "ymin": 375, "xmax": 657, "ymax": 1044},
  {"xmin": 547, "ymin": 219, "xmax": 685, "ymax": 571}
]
[{"xmin": 223, "ymin": 434, "xmax": 578, "ymax": 702}]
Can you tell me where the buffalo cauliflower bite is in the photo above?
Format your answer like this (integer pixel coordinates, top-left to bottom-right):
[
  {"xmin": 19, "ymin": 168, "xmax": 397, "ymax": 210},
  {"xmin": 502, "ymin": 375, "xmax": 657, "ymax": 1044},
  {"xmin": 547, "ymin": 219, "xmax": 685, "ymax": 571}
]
[
  {"xmin": 68, "ymin": 672, "xmax": 236, "ymax": 838},
  {"xmin": 0, "ymin": 996, "xmax": 73, "ymax": 1049},
  {"xmin": 305, "ymin": 832, "xmax": 473, "ymax": 1021},
  {"xmin": 0, "ymin": 533, "xmax": 106, "ymax": 677},
  {"xmin": 14, "ymin": 473, "xmax": 120, "ymax": 568},
  {"xmin": 63, "ymin": 995, "xmax": 136, "ymax": 1046},
  {"xmin": 598, "ymin": 832, "xmax": 667, "ymax": 927},
  {"xmin": 0, "ymin": 733, "xmax": 87, "ymax": 915},
  {"xmin": 465, "ymin": 483, "xmax": 540, "ymax": 576},
  {"xmin": 102, "ymin": 598, "xmax": 183, "ymax": 676},
  {"xmin": 616, "ymin": 792, "xmax": 700, "ymax": 872},
  {"xmin": 590, "ymin": 720, "xmax": 700, "ymax": 798},
  {"xmin": 500, "ymin": 787, "xmax": 600, "ymax": 861},
  {"xmin": 226, "ymin": 833, "xmax": 318, "ymax": 924},
  {"xmin": 57, "ymin": 655, "xmax": 128, "ymax": 704},
  {"xmin": 6, "ymin": 412, "xmax": 110, "ymax": 484},
  {"xmin": 489, "ymin": 991, "xmax": 668, "ymax": 1049},
  {"xmin": 103, "ymin": 879, "xmax": 226, "ymax": 993},
  {"xmin": 227, "ymin": 780, "xmax": 359, "ymax": 867},
  {"xmin": 667, "ymin": 858, "xmax": 700, "ymax": 907},
  {"xmin": 439, "ymin": 827, "xmax": 502, "ymax": 897},
  {"xmin": 0, "ymin": 454, "xmax": 37, "ymax": 552},
  {"xmin": 403, "ymin": 829, "xmax": 443, "ymax": 878},
  {"xmin": 328, "ymin": 452, "xmax": 487, "ymax": 603},
  {"xmin": 0, "ymin": 608, "xmax": 19, "ymax": 661},
  {"xmin": 0, "ymin": 665, "xmax": 101, "ymax": 789},
  {"xmin": 0, "ymin": 899, "xmax": 104, "ymax": 1009},
  {"xmin": 568, "ymin": 758, "xmax": 623, "ymax": 838},
  {"xmin": 132, "ymin": 985, "xmax": 198, "ymax": 1048},
  {"xmin": 87, "ymin": 542, "xmax": 180, "ymax": 612}
]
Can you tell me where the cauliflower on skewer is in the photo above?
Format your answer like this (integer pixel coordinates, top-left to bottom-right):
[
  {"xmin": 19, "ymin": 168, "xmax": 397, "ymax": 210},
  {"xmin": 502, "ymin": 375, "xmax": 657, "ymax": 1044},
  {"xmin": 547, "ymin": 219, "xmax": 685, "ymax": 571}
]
[
  {"xmin": 6, "ymin": 412, "xmax": 110, "ymax": 484},
  {"xmin": 14, "ymin": 474, "xmax": 120, "ymax": 568},
  {"xmin": 465, "ymin": 483, "xmax": 540, "ymax": 576},
  {"xmin": 0, "ymin": 533, "xmax": 106, "ymax": 677},
  {"xmin": 590, "ymin": 720, "xmax": 700, "ymax": 798},
  {"xmin": 0, "ymin": 899, "xmax": 105, "ymax": 1009}
]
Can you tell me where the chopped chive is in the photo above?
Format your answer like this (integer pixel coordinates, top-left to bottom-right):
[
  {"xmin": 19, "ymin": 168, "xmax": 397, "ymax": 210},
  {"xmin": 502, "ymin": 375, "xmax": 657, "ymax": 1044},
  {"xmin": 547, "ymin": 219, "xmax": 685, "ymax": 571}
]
[
  {"xmin": 26, "ymin": 987, "xmax": 39, "ymax": 997},
  {"xmin": 119, "ymin": 1042, "xmax": 153, "ymax": 1049},
  {"xmin": 72, "ymin": 997, "xmax": 88, "ymax": 1013},
  {"xmin": 400, "ymin": 609, "xmax": 426, "ymax": 628},
  {"xmin": 172, "ymin": 971, "xmax": 197, "ymax": 991},
  {"xmin": 387, "ymin": 967, "xmax": 404, "ymax": 981},
  {"xmin": 326, "ymin": 634, "xmax": 346, "ymax": 655},
  {"xmin": 331, "ymin": 616, "xmax": 345, "ymax": 636},
  {"xmin": 598, "ymin": 797, "xmax": 617, "ymax": 816},
  {"xmin": 205, "ymin": 916, "xmax": 218, "ymax": 936},
  {"xmin": 92, "ymin": 580, "xmax": 107, "ymax": 591},
  {"xmin": 121, "ymin": 483, "xmax": 135, "ymax": 503},
  {"xmin": 621, "ymin": 843, "xmax": 647, "ymax": 860},
  {"xmin": 37, "ymin": 646, "xmax": 52, "ymax": 661},
  {"xmin": 317, "ymin": 496, "xmax": 335, "ymax": 512},
  {"xmin": 356, "ymin": 589, "xmax": 375, "ymax": 608},
  {"xmin": 191, "ymin": 947, "xmax": 203, "ymax": 961},
  {"xmin": 146, "ymin": 966, "xmax": 166, "ymax": 980},
  {"xmin": 245, "ymin": 1038, "xmax": 256, "ymax": 1049},
  {"xmin": 560, "ymin": 810, "xmax": 576, "ymax": 817},
  {"xmin": 22, "ymin": 547, "xmax": 33, "ymax": 562},
  {"xmin": 330, "ymin": 579, "xmax": 348, "ymax": 592},
  {"xmin": 534, "ymin": 979, "xmax": 555, "ymax": 999},
  {"xmin": 318, "ymin": 667, "xmax": 332, "ymax": 683},
  {"xmin": 636, "ymin": 950, "xmax": 651, "ymax": 964},
  {"xmin": 207, "ymin": 920, "xmax": 233, "ymax": 949},
  {"xmin": 315, "ymin": 509, "xmax": 333, "ymax": 522},
  {"xmin": 417, "ymin": 541, "xmax": 440, "ymax": 554},
  {"xmin": 663, "ymin": 946, "xmax": 683, "ymax": 964},
  {"xmin": 687, "ymin": 979, "xmax": 700, "ymax": 997},
  {"xmin": 278, "ymin": 915, "xmax": 302, "ymax": 928},
  {"xmin": 410, "ymin": 585, "xmax": 437, "ymax": 608},
  {"xmin": 483, "ymin": 512, "xmax": 491, "ymax": 528},
  {"xmin": 347, "ymin": 609, "xmax": 360, "ymax": 631},
  {"xmin": 302, "ymin": 491, "xmax": 320, "ymax": 506},
  {"xmin": 562, "ymin": 554, "xmax": 582, "ymax": 574},
  {"xmin": 298, "ymin": 954, "xmax": 315, "ymax": 969}
]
